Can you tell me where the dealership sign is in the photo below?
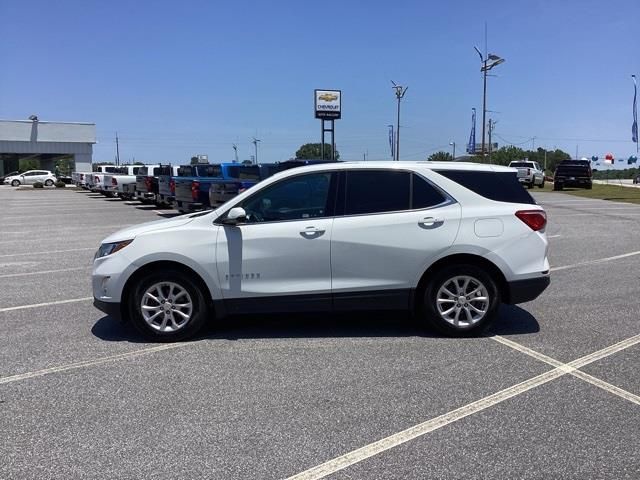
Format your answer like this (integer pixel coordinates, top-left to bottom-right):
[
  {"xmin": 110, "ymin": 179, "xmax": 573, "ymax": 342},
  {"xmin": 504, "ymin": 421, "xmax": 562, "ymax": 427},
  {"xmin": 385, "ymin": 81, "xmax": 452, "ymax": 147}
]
[{"xmin": 314, "ymin": 89, "xmax": 341, "ymax": 119}]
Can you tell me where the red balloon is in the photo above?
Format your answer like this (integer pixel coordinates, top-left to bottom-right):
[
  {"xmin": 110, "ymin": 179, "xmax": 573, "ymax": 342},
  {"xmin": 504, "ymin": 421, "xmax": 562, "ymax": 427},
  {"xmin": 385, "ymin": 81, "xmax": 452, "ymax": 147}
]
[{"xmin": 605, "ymin": 153, "xmax": 614, "ymax": 160}]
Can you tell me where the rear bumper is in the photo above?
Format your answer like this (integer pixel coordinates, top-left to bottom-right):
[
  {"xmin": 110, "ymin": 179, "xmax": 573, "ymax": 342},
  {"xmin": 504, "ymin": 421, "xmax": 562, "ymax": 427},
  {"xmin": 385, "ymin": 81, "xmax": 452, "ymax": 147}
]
[
  {"xmin": 93, "ymin": 298, "xmax": 122, "ymax": 321},
  {"xmin": 506, "ymin": 275, "xmax": 550, "ymax": 304}
]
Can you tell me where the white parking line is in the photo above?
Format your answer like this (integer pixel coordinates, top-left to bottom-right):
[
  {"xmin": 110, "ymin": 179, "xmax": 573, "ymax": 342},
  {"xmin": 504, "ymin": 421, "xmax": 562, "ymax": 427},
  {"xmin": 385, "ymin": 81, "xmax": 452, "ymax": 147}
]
[
  {"xmin": 0, "ymin": 343, "xmax": 192, "ymax": 385},
  {"xmin": 551, "ymin": 250, "xmax": 640, "ymax": 271},
  {"xmin": 0, "ymin": 297, "xmax": 93, "ymax": 313},
  {"xmin": 491, "ymin": 335, "xmax": 640, "ymax": 406},
  {"xmin": 285, "ymin": 333, "xmax": 640, "ymax": 480},
  {"xmin": 0, "ymin": 247, "xmax": 95, "ymax": 258},
  {"xmin": 547, "ymin": 234, "xmax": 562, "ymax": 238},
  {"xmin": 0, "ymin": 267, "xmax": 90, "ymax": 279}
]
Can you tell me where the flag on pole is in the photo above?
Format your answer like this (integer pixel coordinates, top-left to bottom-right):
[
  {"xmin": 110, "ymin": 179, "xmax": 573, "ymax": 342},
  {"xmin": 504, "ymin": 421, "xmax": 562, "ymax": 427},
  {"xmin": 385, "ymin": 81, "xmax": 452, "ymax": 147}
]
[
  {"xmin": 633, "ymin": 75, "xmax": 638, "ymax": 144},
  {"xmin": 467, "ymin": 108, "xmax": 476, "ymax": 154}
]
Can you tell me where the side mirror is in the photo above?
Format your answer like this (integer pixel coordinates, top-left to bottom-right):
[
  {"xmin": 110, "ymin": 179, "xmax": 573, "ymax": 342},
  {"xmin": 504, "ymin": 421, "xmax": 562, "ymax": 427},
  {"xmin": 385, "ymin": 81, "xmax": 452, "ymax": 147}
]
[{"xmin": 221, "ymin": 207, "xmax": 247, "ymax": 225}]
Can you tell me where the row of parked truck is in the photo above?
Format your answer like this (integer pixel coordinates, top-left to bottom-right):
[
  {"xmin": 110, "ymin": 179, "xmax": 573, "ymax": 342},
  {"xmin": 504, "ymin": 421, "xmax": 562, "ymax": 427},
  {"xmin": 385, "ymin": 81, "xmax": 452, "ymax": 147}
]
[{"xmin": 72, "ymin": 160, "xmax": 330, "ymax": 211}]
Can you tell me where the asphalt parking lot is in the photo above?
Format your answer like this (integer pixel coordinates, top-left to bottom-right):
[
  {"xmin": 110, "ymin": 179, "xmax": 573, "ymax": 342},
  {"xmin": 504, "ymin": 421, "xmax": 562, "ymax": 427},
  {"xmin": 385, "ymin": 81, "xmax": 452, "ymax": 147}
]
[{"xmin": 1, "ymin": 186, "xmax": 639, "ymax": 479}]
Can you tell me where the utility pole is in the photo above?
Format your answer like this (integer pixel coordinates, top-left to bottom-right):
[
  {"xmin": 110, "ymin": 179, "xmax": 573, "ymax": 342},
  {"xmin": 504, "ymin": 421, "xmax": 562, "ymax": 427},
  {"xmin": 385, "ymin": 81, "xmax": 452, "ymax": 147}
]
[
  {"xmin": 449, "ymin": 142, "xmax": 456, "ymax": 161},
  {"xmin": 115, "ymin": 132, "xmax": 120, "ymax": 166},
  {"xmin": 391, "ymin": 81, "xmax": 408, "ymax": 161},
  {"xmin": 232, "ymin": 144, "xmax": 238, "ymax": 163},
  {"xmin": 252, "ymin": 137, "xmax": 260, "ymax": 165},
  {"xmin": 488, "ymin": 119, "xmax": 495, "ymax": 164}
]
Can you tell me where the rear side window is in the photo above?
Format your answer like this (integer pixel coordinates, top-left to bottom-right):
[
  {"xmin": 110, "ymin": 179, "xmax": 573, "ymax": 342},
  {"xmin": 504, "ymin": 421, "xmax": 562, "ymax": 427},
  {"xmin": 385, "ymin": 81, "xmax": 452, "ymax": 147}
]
[
  {"xmin": 509, "ymin": 162, "xmax": 533, "ymax": 168},
  {"xmin": 436, "ymin": 170, "xmax": 535, "ymax": 205},
  {"xmin": 345, "ymin": 171, "xmax": 410, "ymax": 215},
  {"xmin": 412, "ymin": 174, "xmax": 447, "ymax": 209}
]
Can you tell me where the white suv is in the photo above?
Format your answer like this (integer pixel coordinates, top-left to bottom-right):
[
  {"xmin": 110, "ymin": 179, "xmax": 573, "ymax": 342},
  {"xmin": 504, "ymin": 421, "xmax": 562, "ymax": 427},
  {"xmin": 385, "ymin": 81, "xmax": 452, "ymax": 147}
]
[{"xmin": 93, "ymin": 162, "xmax": 550, "ymax": 341}]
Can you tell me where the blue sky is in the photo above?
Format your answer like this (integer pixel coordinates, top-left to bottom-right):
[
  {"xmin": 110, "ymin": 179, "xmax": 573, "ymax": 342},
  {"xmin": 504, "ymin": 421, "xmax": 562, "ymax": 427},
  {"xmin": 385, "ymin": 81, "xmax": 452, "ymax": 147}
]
[{"xmin": 1, "ymin": 0, "xmax": 639, "ymax": 167}]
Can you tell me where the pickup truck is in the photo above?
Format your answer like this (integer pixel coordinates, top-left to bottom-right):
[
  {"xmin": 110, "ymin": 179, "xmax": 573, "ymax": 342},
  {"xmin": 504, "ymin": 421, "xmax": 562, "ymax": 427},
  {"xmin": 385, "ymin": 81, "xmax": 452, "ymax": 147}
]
[
  {"xmin": 207, "ymin": 160, "xmax": 333, "ymax": 208},
  {"xmin": 173, "ymin": 163, "xmax": 231, "ymax": 213},
  {"xmin": 102, "ymin": 165, "xmax": 146, "ymax": 198},
  {"xmin": 508, "ymin": 160, "xmax": 545, "ymax": 189},
  {"xmin": 133, "ymin": 164, "xmax": 161, "ymax": 203},
  {"xmin": 553, "ymin": 160, "xmax": 592, "ymax": 190},
  {"xmin": 156, "ymin": 165, "xmax": 181, "ymax": 207},
  {"xmin": 72, "ymin": 172, "xmax": 91, "ymax": 189}
]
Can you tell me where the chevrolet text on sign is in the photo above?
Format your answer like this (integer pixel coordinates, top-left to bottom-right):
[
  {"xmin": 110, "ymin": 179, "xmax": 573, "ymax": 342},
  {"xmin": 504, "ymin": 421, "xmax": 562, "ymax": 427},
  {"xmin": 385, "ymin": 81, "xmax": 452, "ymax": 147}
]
[{"xmin": 315, "ymin": 89, "xmax": 341, "ymax": 119}]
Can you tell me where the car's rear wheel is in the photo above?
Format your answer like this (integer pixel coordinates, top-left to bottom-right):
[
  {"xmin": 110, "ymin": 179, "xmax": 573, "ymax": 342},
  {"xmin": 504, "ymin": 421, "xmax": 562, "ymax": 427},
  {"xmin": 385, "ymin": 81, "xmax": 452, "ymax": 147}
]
[
  {"xmin": 129, "ymin": 269, "xmax": 209, "ymax": 341},
  {"xmin": 11, "ymin": 180, "xmax": 20, "ymax": 187},
  {"xmin": 538, "ymin": 179, "xmax": 545, "ymax": 188},
  {"xmin": 420, "ymin": 264, "xmax": 500, "ymax": 336},
  {"xmin": 527, "ymin": 181, "xmax": 534, "ymax": 189},
  {"xmin": 553, "ymin": 182, "xmax": 563, "ymax": 191}
]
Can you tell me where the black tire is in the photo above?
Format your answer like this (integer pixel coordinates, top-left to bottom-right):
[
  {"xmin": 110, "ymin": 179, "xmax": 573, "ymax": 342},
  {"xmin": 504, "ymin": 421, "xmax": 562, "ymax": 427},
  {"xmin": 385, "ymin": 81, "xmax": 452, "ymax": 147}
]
[
  {"xmin": 527, "ymin": 182, "xmax": 534, "ymax": 189},
  {"xmin": 420, "ymin": 264, "xmax": 500, "ymax": 337},
  {"xmin": 553, "ymin": 182, "xmax": 563, "ymax": 191},
  {"xmin": 538, "ymin": 180, "xmax": 545, "ymax": 188},
  {"xmin": 128, "ymin": 269, "xmax": 210, "ymax": 341},
  {"xmin": 44, "ymin": 179, "xmax": 54, "ymax": 186},
  {"xmin": 11, "ymin": 179, "xmax": 20, "ymax": 187}
]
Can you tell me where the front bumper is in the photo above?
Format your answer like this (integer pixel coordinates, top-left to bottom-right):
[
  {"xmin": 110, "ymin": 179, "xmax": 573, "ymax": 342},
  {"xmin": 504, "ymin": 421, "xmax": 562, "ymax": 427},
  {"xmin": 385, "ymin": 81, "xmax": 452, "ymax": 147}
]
[
  {"xmin": 506, "ymin": 275, "xmax": 550, "ymax": 304},
  {"xmin": 93, "ymin": 298, "xmax": 123, "ymax": 321}
]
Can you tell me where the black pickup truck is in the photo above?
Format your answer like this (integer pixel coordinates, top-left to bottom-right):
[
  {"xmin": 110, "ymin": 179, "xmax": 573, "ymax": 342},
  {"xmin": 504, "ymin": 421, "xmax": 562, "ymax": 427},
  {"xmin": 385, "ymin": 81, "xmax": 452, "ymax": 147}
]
[{"xmin": 553, "ymin": 160, "xmax": 592, "ymax": 190}]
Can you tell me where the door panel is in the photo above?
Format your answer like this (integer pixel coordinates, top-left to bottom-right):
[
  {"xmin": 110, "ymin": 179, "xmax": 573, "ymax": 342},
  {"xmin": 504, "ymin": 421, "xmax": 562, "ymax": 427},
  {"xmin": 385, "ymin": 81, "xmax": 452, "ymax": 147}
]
[
  {"xmin": 331, "ymin": 203, "xmax": 461, "ymax": 293},
  {"xmin": 215, "ymin": 219, "xmax": 333, "ymax": 306}
]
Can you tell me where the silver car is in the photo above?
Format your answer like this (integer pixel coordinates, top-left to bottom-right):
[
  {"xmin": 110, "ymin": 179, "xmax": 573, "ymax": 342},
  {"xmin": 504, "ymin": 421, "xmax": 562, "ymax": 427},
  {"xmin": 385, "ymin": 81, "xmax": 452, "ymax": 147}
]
[{"xmin": 4, "ymin": 170, "xmax": 57, "ymax": 187}]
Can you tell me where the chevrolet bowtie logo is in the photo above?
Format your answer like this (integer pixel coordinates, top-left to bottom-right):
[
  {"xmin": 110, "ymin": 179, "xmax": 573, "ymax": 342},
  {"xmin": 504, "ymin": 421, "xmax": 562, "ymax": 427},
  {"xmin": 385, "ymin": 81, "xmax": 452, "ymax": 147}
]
[{"xmin": 318, "ymin": 93, "xmax": 338, "ymax": 102}]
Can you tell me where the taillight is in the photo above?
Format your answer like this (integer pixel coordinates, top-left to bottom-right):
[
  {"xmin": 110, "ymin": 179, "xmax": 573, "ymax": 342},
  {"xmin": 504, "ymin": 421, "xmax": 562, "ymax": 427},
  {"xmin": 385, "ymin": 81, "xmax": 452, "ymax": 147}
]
[
  {"xmin": 145, "ymin": 177, "xmax": 152, "ymax": 191},
  {"xmin": 516, "ymin": 210, "xmax": 547, "ymax": 231},
  {"xmin": 111, "ymin": 178, "xmax": 118, "ymax": 186},
  {"xmin": 95, "ymin": 176, "xmax": 100, "ymax": 183},
  {"xmin": 170, "ymin": 179, "xmax": 175, "ymax": 194},
  {"xmin": 191, "ymin": 181, "xmax": 200, "ymax": 201}
]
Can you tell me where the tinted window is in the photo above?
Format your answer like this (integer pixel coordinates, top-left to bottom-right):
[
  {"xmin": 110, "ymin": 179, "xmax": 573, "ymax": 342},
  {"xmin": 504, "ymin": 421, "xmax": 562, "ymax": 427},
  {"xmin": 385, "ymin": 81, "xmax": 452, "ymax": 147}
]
[
  {"xmin": 436, "ymin": 170, "xmax": 536, "ymax": 205},
  {"xmin": 412, "ymin": 174, "xmax": 447, "ymax": 209},
  {"xmin": 241, "ymin": 172, "xmax": 333, "ymax": 222},
  {"xmin": 202, "ymin": 165, "xmax": 222, "ymax": 177},
  {"xmin": 346, "ymin": 171, "xmax": 410, "ymax": 215},
  {"xmin": 104, "ymin": 167, "xmax": 118, "ymax": 173},
  {"xmin": 178, "ymin": 166, "xmax": 193, "ymax": 176},
  {"xmin": 227, "ymin": 166, "xmax": 261, "ymax": 180},
  {"xmin": 509, "ymin": 162, "xmax": 533, "ymax": 168},
  {"xmin": 132, "ymin": 167, "xmax": 142, "ymax": 175}
]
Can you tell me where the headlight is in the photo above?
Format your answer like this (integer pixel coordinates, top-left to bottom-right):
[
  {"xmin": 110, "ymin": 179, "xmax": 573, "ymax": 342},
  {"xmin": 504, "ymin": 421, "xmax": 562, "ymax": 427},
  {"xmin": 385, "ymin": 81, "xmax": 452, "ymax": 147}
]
[{"xmin": 95, "ymin": 239, "xmax": 133, "ymax": 259}]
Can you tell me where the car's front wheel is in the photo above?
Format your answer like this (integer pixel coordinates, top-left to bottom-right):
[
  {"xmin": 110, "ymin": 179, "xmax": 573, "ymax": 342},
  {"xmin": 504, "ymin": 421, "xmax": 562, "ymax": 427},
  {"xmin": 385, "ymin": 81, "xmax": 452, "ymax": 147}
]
[
  {"xmin": 421, "ymin": 265, "xmax": 500, "ymax": 336},
  {"xmin": 11, "ymin": 179, "xmax": 20, "ymax": 187},
  {"xmin": 44, "ymin": 179, "xmax": 54, "ymax": 186},
  {"xmin": 129, "ymin": 269, "xmax": 209, "ymax": 341}
]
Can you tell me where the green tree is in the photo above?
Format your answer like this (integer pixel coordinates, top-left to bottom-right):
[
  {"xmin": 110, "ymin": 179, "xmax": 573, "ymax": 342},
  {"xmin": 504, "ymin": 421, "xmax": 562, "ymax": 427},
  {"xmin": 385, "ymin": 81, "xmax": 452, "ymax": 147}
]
[
  {"xmin": 55, "ymin": 156, "xmax": 75, "ymax": 176},
  {"xmin": 295, "ymin": 143, "xmax": 340, "ymax": 160},
  {"xmin": 190, "ymin": 156, "xmax": 199, "ymax": 165},
  {"xmin": 19, "ymin": 158, "xmax": 40, "ymax": 171},
  {"xmin": 427, "ymin": 151, "xmax": 453, "ymax": 162}
]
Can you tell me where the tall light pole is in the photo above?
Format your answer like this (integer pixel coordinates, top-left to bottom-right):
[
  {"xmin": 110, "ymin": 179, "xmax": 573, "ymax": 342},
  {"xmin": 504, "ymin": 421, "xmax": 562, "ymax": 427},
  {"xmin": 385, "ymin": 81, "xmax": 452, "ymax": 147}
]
[
  {"xmin": 391, "ymin": 81, "xmax": 408, "ymax": 161},
  {"xmin": 474, "ymin": 47, "xmax": 505, "ymax": 157},
  {"xmin": 232, "ymin": 144, "xmax": 238, "ymax": 163},
  {"xmin": 252, "ymin": 137, "xmax": 260, "ymax": 165},
  {"xmin": 449, "ymin": 141, "xmax": 456, "ymax": 161}
]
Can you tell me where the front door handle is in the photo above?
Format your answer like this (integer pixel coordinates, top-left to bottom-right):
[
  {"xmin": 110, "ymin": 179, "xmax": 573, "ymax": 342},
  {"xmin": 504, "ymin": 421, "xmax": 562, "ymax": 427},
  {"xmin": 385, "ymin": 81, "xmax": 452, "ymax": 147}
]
[
  {"xmin": 300, "ymin": 226, "xmax": 325, "ymax": 238},
  {"xmin": 419, "ymin": 217, "xmax": 444, "ymax": 228}
]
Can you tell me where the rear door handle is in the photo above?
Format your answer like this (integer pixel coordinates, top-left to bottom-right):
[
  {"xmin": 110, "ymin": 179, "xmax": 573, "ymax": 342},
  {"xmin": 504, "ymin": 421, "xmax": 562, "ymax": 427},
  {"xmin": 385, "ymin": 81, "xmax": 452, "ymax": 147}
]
[{"xmin": 419, "ymin": 217, "xmax": 444, "ymax": 228}]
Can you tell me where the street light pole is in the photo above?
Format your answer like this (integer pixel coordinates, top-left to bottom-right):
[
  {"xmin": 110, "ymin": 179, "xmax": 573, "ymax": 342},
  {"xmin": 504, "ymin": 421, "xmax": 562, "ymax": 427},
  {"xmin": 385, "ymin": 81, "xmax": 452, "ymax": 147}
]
[
  {"xmin": 449, "ymin": 141, "xmax": 456, "ymax": 161},
  {"xmin": 252, "ymin": 137, "xmax": 260, "ymax": 165},
  {"xmin": 392, "ymin": 81, "xmax": 408, "ymax": 161},
  {"xmin": 474, "ymin": 47, "xmax": 504, "ymax": 160}
]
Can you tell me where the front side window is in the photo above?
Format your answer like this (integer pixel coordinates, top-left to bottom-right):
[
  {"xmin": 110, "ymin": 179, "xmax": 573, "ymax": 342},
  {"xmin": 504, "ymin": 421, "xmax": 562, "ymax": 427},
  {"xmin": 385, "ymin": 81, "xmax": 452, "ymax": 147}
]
[{"xmin": 239, "ymin": 172, "xmax": 333, "ymax": 223}]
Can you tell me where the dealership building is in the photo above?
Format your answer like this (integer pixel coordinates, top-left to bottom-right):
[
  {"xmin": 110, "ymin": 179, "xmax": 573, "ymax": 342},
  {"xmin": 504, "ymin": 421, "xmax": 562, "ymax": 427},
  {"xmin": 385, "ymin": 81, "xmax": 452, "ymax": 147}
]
[{"xmin": 0, "ymin": 117, "xmax": 95, "ymax": 176}]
